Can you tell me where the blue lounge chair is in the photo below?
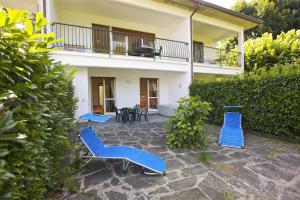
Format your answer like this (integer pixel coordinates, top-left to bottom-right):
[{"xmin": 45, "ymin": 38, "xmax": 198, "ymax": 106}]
[
  {"xmin": 80, "ymin": 113, "xmax": 111, "ymax": 129},
  {"xmin": 79, "ymin": 127, "xmax": 166, "ymax": 175},
  {"xmin": 219, "ymin": 106, "xmax": 244, "ymax": 148}
]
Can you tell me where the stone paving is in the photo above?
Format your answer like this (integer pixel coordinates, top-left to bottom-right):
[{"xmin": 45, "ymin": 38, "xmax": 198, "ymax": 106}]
[{"xmin": 69, "ymin": 114, "xmax": 300, "ymax": 200}]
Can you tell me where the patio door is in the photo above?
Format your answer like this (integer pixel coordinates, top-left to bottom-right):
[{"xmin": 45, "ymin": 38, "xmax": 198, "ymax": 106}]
[
  {"xmin": 91, "ymin": 77, "xmax": 115, "ymax": 114},
  {"xmin": 92, "ymin": 24, "xmax": 110, "ymax": 53},
  {"xmin": 140, "ymin": 78, "xmax": 158, "ymax": 109}
]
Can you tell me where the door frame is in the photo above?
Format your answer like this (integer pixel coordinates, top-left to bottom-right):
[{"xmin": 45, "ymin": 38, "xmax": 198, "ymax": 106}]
[
  {"xmin": 91, "ymin": 77, "xmax": 116, "ymax": 114},
  {"xmin": 140, "ymin": 78, "xmax": 159, "ymax": 111}
]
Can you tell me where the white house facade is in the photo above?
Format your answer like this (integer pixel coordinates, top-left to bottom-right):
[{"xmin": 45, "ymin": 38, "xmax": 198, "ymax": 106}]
[{"xmin": 2, "ymin": 0, "xmax": 262, "ymax": 118}]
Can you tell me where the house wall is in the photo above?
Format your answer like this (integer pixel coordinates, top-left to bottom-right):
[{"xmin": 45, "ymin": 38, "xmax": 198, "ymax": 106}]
[
  {"xmin": 65, "ymin": 66, "xmax": 89, "ymax": 118},
  {"xmin": 53, "ymin": 8, "xmax": 189, "ymax": 42},
  {"xmin": 66, "ymin": 66, "xmax": 189, "ymax": 118}
]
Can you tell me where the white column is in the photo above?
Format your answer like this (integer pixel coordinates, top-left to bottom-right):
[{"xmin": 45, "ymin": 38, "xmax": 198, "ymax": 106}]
[
  {"xmin": 72, "ymin": 67, "xmax": 90, "ymax": 119},
  {"xmin": 187, "ymin": 17, "xmax": 193, "ymax": 86},
  {"xmin": 238, "ymin": 29, "xmax": 245, "ymax": 71},
  {"xmin": 109, "ymin": 26, "xmax": 113, "ymax": 56}
]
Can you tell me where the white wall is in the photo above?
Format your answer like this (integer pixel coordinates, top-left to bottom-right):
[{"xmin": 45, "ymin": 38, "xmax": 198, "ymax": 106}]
[
  {"xmin": 65, "ymin": 66, "xmax": 89, "ymax": 118},
  {"xmin": 67, "ymin": 66, "xmax": 189, "ymax": 118},
  {"xmin": 54, "ymin": 8, "xmax": 188, "ymax": 42}
]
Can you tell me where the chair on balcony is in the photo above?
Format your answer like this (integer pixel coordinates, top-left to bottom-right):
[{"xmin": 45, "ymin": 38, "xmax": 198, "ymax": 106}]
[
  {"xmin": 154, "ymin": 46, "xmax": 163, "ymax": 58},
  {"xmin": 130, "ymin": 41, "xmax": 142, "ymax": 56}
]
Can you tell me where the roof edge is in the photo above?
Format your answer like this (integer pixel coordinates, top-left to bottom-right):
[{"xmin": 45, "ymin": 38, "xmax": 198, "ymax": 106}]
[{"xmin": 192, "ymin": 0, "xmax": 263, "ymax": 25}]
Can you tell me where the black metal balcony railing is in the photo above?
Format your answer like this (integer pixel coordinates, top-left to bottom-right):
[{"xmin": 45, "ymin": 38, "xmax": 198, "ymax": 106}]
[
  {"xmin": 51, "ymin": 22, "xmax": 190, "ymax": 61},
  {"xmin": 193, "ymin": 43, "xmax": 240, "ymax": 67}
]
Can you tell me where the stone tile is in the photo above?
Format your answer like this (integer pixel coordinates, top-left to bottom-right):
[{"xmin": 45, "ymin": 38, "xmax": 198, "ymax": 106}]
[
  {"xmin": 215, "ymin": 163, "xmax": 260, "ymax": 190},
  {"xmin": 249, "ymin": 163, "xmax": 294, "ymax": 181},
  {"xmin": 167, "ymin": 177, "xmax": 197, "ymax": 191},
  {"xmin": 228, "ymin": 177, "xmax": 259, "ymax": 196},
  {"xmin": 166, "ymin": 159, "xmax": 185, "ymax": 171},
  {"xmin": 105, "ymin": 190, "xmax": 127, "ymax": 200},
  {"xmin": 124, "ymin": 174, "xmax": 166, "ymax": 189},
  {"xmin": 228, "ymin": 151, "xmax": 251, "ymax": 159},
  {"xmin": 284, "ymin": 179, "xmax": 300, "ymax": 195},
  {"xmin": 249, "ymin": 147, "xmax": 272, "ymax": 155},
  {"xmin": 77, "ymin": 115, "xmax": 300, "ymax": 200},
  {"xmin": 165, "ymin": 171, "xmax": 180, "ymax": 181},
  {"xmin": 110, "ymin": 177, "xmax": 120, "ymax": 186},
  {"xmin": 176, "ymin": 152, "xmax": 201, "ymax": 165},
  {"xmin": 113, "ymin": 162, "xmax": 130, "ymax": 177},
  {"xmin": 81, "ymin": 160, "xmax": 107, "ymax": 175},
  {"xmin": 146, "ymin": 146, "xmax": 168, "ymax": 153},
  {"xmin": 181, "ymin": 165, "xmax": 207, "ymax": 177},
  {"xmin": 207, "ymin": 152, "xmax": 232, "ymax": 163},
  {"xmin": 280, "ymin": 191, "xmax": 300, "ymax": 200},
  {"xmin": 148, "ymin": 187, "xmax": 169, "ymax": 195},
  {"xmin": 275, "ymin": 154, "xmax": 300, "ymax": 167},
  {"xmin": 157, "ymin": 152, "xmax": 175, "ymax": 160},
  {"xmin": 260, "ymin": 181, "xmax": 280, "ymax": 200},
  {"xmin": 84, "ymin": 168, "xmax": 112, "ymax": 188},
  {"xmin": 160, "ymin": 188, "xmax": 209, "ymax": 200},
  {"xmin": 198, "ymin": 173, "xmax": 243, "ymax": 200}
]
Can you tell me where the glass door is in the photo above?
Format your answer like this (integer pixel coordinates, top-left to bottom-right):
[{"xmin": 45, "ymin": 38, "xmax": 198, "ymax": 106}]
[
  {"xmin": 91, "ymin": 77, "xmax": 115, "ymax": 114},
  {"xmin": 104, "ymin": 78, "xmax": 116, "ymax": 113},
  {"xmin": 91, "ymin": 77, "xmax": 104, "ymax": 114},
  {"xmin": 140, "ymin": 78, "xmax": 158, "ymax": 109},
  {"xmin": 148, "ymin": 79, "xmax": 158, "ymax": 109}
]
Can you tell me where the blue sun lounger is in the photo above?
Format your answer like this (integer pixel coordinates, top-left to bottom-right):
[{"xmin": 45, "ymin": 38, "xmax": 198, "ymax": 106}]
[
  {"xmin": 80, "ymin": 127, "xmax": 166, "ymax": 175},
  {"xmin": 219, "ymin": 106, "xmax": 244, "ymax": 148},
  {"xmin": 80, "ymin": 113, "xmax": 111, "ymax": 129}
]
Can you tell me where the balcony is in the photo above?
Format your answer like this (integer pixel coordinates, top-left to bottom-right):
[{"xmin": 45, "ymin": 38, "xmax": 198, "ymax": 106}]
[
  {"xmin": 51, "ymin": 22, "xmax": 190, "ymax": 62},
  {"xmin": 193, "ymin": 43, "xmax": 241, "ymax": 68}
]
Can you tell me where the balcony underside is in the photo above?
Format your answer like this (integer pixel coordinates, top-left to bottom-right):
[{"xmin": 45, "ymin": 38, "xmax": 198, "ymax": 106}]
[{"xmin": 51, "ymin": 50, "xmax": 189, "ymax": 72}]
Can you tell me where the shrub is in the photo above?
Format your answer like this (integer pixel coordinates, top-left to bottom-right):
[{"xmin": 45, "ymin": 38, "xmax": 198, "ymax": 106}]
[
  {"xmin": 0, "ymin": 8, "xmax": 77, "ymax": 198},
  {"xmin": 226, "ymin": 29, "xmax": 300, "ymax": 71},
  {"xmin": 190, "ymin": 64, "xmax": 300, "ymax": 139},
  {"xmin": 167, "ymin": 96, "xmax": 212, "ymax": 149}
]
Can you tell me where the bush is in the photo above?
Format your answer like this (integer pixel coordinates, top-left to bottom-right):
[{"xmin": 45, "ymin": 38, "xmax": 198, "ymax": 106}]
[
  {"xmin": 190, "ymin": 64, "xmax": 300, "ymax": 139},
  {"xmin": 0, "ymin": 8, "xmax": 77, "ymax": 198},
  {"xmin": 167, "ymin": 96, "xmax": 212, "ymax": 149},
  {"xmin": 226, "ymin": 29, "xmax": 300, "ymax": 71}
]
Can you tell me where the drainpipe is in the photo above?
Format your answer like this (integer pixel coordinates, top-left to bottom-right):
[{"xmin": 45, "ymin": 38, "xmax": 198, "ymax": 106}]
[{"xmin": 190, "ymin": 4, "xmax": 200, "ymax": 82}]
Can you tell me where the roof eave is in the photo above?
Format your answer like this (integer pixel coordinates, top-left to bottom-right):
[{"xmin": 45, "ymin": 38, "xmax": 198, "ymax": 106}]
[{"xmin": 192, "ymin": 0, "xmax": 263, "ymax": 25}]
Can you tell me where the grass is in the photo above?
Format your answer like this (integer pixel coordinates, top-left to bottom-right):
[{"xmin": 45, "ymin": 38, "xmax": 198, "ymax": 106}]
[
  {"xmin": 199, "ymin": 151, "xmax": 212, "ymax": 166},
  {"xmin": 267, "ymin": 148, "xmax": 281, "ymax": 159},
  {"xmin": 223, "ymin": 191, "xmax": 235, "ymax": 200}
]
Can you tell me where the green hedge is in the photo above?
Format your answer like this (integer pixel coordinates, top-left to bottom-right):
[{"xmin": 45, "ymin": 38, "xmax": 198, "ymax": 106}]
[
  {"xmin": 190, "ymin": 65, "xmax": 300, "ymax": 139},
  {"xmin": 0, "ymin": 9, "xmax": 77, "ymax": 198}
]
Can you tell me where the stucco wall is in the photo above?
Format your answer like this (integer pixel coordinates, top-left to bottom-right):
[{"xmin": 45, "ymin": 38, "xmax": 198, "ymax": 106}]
[{"xmin": 67, "ymin": 66, "xmax": 189, "ymax": 118}]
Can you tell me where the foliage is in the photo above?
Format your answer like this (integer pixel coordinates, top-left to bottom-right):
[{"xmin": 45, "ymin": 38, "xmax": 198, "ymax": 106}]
[
  {"xmin": 190, "ymin": 64, "xmax": 300, "ymax": 139},
  {"xmin": 231, "ymin": 0, "xmax": 300, "ymax": 42},
  {"xmin": 0, "ymin": 7, "xmax": 77, "ymax": 199},
  {"xmin": 167, "ymin": 96, "xmax": 212, "ymax": 150},
  {"xmin": 226, "ymin": 29, "xmax": 300, "ymax": 71}
]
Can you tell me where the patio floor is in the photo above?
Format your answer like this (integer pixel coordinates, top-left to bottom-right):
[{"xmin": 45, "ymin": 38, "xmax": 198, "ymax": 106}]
[{"xmin": 70, "ymin": 114, "xmax": 300, "ymax": 200}]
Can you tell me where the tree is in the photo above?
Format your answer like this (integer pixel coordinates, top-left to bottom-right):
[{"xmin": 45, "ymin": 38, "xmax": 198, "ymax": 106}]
[{"xmin": 232, "ymin": 0, "xmax": 300, "ymax": 40}]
